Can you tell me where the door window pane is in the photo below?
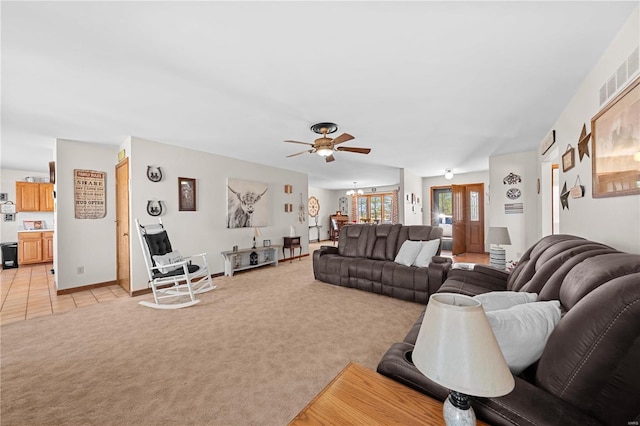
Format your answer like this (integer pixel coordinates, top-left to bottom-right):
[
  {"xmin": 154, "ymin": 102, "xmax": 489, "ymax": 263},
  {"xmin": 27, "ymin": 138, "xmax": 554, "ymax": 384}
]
[{"xmin": 470, "ymin": 191, "xmax": 479, "ymax": 221}]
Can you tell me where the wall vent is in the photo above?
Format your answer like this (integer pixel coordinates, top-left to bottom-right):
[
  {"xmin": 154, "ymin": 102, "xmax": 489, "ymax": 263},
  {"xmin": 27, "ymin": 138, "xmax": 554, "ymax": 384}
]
[{"xmin": 599, "ymin": 46, "xmax": 639, "ymax": 106}]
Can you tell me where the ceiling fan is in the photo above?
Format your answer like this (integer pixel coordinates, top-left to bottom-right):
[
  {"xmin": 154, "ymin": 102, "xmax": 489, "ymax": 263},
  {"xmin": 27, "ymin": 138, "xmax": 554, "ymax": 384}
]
[{"xmin": 284, "ymin": 122, "xmax": 371, "ymax": 163}]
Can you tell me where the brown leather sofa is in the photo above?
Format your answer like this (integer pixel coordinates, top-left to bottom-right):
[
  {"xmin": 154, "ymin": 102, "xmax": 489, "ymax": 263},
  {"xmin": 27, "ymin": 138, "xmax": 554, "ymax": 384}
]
[
  {"xmin": 313, "ymin": 223, "xmax": 451, "ymax": 304},
  {"xmin": 377, "ymin": 234, "xmax": 640, "ymax": 425}
]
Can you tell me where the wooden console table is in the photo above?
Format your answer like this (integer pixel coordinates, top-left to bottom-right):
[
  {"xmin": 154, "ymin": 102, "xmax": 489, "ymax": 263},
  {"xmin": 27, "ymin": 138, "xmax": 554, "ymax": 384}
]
[
  {"xmin": 289, "ymin": 362, "xmax": 490, "ymax": 425},
  {"xmin": 220, "ymin": 245, "xmax": 280, "ymax": 276},
  {"xmin": 283, "ymin": 236, "xmax": 301, "ymax": 262}
]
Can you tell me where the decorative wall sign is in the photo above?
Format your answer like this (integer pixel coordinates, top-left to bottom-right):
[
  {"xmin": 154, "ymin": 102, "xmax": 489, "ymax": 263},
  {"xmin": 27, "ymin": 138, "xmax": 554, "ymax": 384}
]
[
  {"xmin": 227, "ymin": 178, "xmax": 269, "ymax": 228},
  {"xmin": 577, "ymin": 124, "xmax": 591, "ymax": 161},
  {"xmin": 591, "ymin": 76, "xmax": 640, "ymax": 198},
  {"xmin": 308, "ymin": 196, "xmax": 319, "ymax": 217},
  {"xmin": 562, "ymin": 145, "xmax": 576, "ymax": 172},
  {"xmin": 506, "ymin": 188, "xmax": 521, "ymax": 200},
  {"xmin": 284, "ymin": 203, "xmax": 293, "ymax": 212},
  {"xmin": 49, "ymin": 161, "xmax": 56, "ymax": 184},
  {"xmin": 74, "ymin": 169, "xmax": 106, "ymax": 219},
  {"xmin": 284, "ymin": 184, "xmax": 293, "ymax": 194},
  {"xmin": 560, "ymin": 182, "xmax": 570, "ymax": 210},
  {"xmin": 504, "ymin": 203, "xmax": 524, "ymax": 214},
  {"xmin": 338, "ymin": 196, "xmax": 349, "ymax": 215},
  {"xmin": 147, "ymin": 166, "xmax": 163, "ymax": 182},
  {"xmin": 298, "ymin": 193, "xmax": 306, "ymax": 223},
  {"xmin": 502, "ymin": 173, "xmax": 522, "ymax": 185},
  {"xmin": 540, "ymin": 130, "xmax": 556, "ymax": 155},
  {"xmin": 178, "ymin": 177, "xmax": 196, "ymax": 211},
  {"xmin": 570, "ymin": 175, "xmax": 585, "ymax": 199},
  {"xmin": 147, "ymin": 200, "xmax": 163, "ymax": 216},
  {"xmin": 1, "ymin": 201, "xmax": 16, "ymax": 214}
]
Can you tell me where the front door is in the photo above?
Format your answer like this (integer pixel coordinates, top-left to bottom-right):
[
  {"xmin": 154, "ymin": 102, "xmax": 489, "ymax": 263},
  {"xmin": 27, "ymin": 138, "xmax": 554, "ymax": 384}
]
[
  {"xmin": 116, "ymin": 158, "xmax": 130, "ymax": 292},
  {"xmin": 465, "ymin": 183, "xmax": 484, "ymax": 253},
  {"xmin": 451, "ymin": 184, "xmax": 466, "ymax": 255}
]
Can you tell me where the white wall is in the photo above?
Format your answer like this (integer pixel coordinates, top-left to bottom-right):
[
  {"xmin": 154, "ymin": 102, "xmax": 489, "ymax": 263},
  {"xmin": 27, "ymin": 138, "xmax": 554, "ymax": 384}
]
[
  {"xmin": 0, "ymin": 169, "xmax": 53, "ymax": 243},
  {"xmin": 128, "ymin": 137, "xmax": 308, "ymax": 292},
  {"xmin": 401, "ymin": 169, "xmax": 423, "ymax": 225},
  {"xmin": 308, "ymin": 186, "xmax": 339, "ymax": 241},
  {"xmin": 55, "ymin": 139, "xmax": 118, "ymax": 290},
  {"xmin": 490, "ymin": 151, "xmax": 538, "ymax": 262},
  {"xmin": 540, "ymin": 6, "xmax": 640, "ymax": 253}
]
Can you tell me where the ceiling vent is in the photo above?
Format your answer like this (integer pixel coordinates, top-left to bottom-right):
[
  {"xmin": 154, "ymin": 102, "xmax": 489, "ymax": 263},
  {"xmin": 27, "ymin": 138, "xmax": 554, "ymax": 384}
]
[{"xmin": 599, "ymin": 46, "xmax": 639, "ymax": 105}]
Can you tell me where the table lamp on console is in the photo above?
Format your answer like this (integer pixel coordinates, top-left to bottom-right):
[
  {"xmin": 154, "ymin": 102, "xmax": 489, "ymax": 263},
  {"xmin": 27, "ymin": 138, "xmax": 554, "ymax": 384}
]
[
  {"xmin": 412, "ymin": 293, "xmax": 514, "ymax": 425},
  {"xmin": 486, "ymin": 226, "xmax": 511, "ymax": 270}
]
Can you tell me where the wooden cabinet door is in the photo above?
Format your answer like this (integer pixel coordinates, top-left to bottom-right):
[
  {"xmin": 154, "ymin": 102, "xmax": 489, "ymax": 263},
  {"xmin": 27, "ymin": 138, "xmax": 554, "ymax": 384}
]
[
  {"xmin": 42, "ymin": 232, "xmax": 54, "ymax": 262},
  {"xmin": 16, "ymin": 182, "xmax": 40, "ymax": 211},
  {"xmin": 19, "ymin": 233, "xmax": 43, "ymax": 264},
  {"xmin": 40, "ymin": 183, "xmax": 55, "ymax": 211}
]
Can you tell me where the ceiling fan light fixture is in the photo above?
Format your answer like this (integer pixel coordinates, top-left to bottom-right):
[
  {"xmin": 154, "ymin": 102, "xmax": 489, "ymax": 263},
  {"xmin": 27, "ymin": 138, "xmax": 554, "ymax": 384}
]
[
  {"xmin": 316, "ymin": 147, "xmax": 333, "ymax": 157},
  {"xmin": 444, "ymin": 169, "xmax": 454, "ymax": 180}
]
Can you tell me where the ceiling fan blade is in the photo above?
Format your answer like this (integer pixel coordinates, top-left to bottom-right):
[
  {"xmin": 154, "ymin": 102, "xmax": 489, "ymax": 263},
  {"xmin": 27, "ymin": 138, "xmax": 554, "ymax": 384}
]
[
  {"xmin": 331, "ymin": 133, "xmax": 355, "ymax": 145},
  {"xmin": 286, "ymin": 149, "xmax": 314, "ymax": 158},
  {"xmin": 336, "ymin": 146, "xmax": 371, "ymax": 154},
  {"xmin": 284, "ymin": 140, "xmax": 314, "ymax": 146},
  {"xmin": 325, "ymin": 154, "xmax": 336, "ymax": 163}
]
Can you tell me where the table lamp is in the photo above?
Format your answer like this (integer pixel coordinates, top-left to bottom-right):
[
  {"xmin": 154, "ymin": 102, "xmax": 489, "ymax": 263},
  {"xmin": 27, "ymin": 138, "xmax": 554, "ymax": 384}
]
[
  {"xmin": 486, "ymin": 226, "xmax": 511, "ymax": 270},
  {"xmin": 252, "ymin": 227, "xmax": 261, "ymax": 249},
  {"xmin": 412, "ymin": 293, "xmax": 514, "ymax": 425}
]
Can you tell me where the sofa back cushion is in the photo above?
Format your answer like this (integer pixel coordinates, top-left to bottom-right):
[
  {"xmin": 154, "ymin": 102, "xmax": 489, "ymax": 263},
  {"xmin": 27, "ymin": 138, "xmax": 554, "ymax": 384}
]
[
  {"xmin": 506, "ymin": 234, "xmax": 616, "ymax": 296},
  {"xmin": 338, "ymin": 224, "xmax": 370, "ymax": 258},
  {"xmin": 535, "ymin": 253, "xmax": 640, "ymax": 425},
  {"xmin": 365, "ymin": 224, "xmax": 402, "ymax": 260},
  {"xmin": 396, "ymin": 226, "xmax": 443, "ymax": 257}
]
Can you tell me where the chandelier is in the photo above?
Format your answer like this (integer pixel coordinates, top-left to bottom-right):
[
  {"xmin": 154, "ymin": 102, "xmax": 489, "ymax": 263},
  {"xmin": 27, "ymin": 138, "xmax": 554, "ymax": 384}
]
[{"xmin": 346, "ymin": 182, "xmax": 364, "ymax": 196}]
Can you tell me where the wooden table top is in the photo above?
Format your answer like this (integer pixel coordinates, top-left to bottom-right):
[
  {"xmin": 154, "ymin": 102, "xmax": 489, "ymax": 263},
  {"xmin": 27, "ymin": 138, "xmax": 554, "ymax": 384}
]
[{"xmin": 289, "ymin": 362, "xmax": 489, "ymax": 425}]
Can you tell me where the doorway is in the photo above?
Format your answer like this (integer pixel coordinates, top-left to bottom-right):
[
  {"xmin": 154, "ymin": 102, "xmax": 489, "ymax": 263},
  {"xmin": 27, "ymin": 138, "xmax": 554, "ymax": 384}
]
[
  {"xmin": 431, "ymin": 183, "xmax": 485, "ymax": 255},
  {"xmin": 115, "ymin": 158, "xmax": 130, "ymax": 292}
]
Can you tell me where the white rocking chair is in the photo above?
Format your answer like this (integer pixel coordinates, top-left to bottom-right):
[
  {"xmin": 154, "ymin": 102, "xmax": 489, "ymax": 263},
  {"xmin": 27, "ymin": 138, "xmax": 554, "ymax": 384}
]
[{"xmin": 136, "ymin": 218, "xmax": 216, "ymax": 309}]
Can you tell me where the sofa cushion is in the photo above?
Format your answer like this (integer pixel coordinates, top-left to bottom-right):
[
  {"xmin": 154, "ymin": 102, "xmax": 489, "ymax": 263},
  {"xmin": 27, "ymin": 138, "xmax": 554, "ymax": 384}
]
[
  {"xmin": 366, "ymin": 223, "xmax": 402, "ymax": 261},
  {"xmin": 474, "ymin": 291, "xmax": 537, "ymax": 312},
  {"xmin": 394, "ymin": 240, "xmax": 423, "ymax": 266},
  {"xmin": 338, "ymin": 224, "xmax": 370, "ymax": 258},
  {"xmin": 486, "ymin": 301, "xmax": 561, "ymax": 375},
  {"xmin": 412, "ymin": 239, "xmax": 441, "ymax": 268}
]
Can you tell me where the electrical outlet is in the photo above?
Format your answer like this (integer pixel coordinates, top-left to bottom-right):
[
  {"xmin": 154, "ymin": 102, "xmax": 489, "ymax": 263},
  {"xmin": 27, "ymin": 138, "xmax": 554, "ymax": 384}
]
[{"xmin": 77, "ymin": 266, "xmax": 84, "ymax": 274}]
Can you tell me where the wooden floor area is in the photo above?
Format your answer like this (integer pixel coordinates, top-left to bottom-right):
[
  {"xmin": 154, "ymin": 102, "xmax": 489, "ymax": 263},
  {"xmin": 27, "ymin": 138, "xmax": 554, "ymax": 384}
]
[
  {"xmin": 0, "ymin": 263, "xmax": 129, "ymax": 326},
  {"xmin": 1, "ymin": 246, "xmax": 489, "ymax": 326}
]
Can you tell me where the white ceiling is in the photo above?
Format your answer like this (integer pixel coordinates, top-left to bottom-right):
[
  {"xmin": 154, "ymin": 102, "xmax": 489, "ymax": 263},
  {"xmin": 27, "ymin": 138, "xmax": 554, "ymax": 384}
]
[{"xmin": 1, "ymin": 1, "xmax": 636, "ymax": 190}]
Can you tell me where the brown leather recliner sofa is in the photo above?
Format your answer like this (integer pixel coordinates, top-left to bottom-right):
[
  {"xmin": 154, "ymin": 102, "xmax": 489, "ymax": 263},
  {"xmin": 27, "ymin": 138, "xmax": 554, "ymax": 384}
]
[
  {"xmin": 377, "ymin": 234, "xmax": 640, "ymax": 425},
  {"xmin": 312, "ymin": 223, "xmax": 451, "ymax": 304}
]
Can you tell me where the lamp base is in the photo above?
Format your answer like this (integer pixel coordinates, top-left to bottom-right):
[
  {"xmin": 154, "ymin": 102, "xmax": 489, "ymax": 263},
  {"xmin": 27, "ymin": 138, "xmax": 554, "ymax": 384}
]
[
  {"xmin": 490, "ymin": 247, "xmax": 506, "ymax": 270},
  {"xmin": 443, "ymin": 392, "xmax": 475, "ymax": 426}
]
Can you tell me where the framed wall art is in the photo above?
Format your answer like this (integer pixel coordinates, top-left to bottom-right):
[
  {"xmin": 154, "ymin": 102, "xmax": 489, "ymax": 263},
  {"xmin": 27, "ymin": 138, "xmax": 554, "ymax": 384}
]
[
  {"xmin": 178, "ymin": 177, "xmax": 196, "ymax": 211},
  {"xmin": 591, "ymin": 76, "xmax": 640, "ymax": 198},
  {"xmin": 562, "ymin": 145, "xmax": 575, "ymax": 172}
]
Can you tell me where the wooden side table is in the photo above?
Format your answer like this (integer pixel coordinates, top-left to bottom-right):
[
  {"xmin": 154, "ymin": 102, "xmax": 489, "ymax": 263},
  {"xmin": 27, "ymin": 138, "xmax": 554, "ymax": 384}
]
[
  {"xmin": 283, "ymin": 236, "xmax": 301, "ymax": 262},
  {"xmin": 289, "ymin": 362, "xmax": 490, "ymax": 425}
]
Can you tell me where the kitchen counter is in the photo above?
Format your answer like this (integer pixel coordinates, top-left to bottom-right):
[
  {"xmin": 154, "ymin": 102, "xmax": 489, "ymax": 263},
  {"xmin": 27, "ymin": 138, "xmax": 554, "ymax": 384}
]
[{"xmin": 18, "ymin": 229, "xmax": 54, "ymax": 233}]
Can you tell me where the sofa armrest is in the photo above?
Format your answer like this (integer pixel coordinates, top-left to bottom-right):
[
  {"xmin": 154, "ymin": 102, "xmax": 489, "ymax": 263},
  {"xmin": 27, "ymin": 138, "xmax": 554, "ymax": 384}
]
[
  {"xmin": 473, "ymin": 264, "xmax": 510, "ymax": 280},
  {"xmin": 377, "ymin": 342, "xmax": 603, "ymax": 426},
  {"xmin": 428, "ymin": 256, "xmax": 452, "ymax": 293}
]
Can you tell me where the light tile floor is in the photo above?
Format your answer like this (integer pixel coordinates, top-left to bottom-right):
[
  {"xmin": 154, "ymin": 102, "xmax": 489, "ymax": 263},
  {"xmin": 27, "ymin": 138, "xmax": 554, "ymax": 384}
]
[{"xmin": 0, "ymin": 263, "xmax": 129, "ymax": 326}]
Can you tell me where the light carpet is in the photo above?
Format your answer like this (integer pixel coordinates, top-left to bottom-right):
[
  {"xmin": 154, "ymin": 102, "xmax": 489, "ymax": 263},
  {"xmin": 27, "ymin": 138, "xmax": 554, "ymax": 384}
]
[{"xmin": 0, "ymin": 252, "xmax": 425, "ymax": 425}]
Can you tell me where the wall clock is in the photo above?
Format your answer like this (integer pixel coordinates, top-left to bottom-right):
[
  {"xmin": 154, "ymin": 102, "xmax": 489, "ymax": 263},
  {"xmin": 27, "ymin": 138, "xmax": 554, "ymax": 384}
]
[
  {"xmin": 339, "ymin": 196, "xmax": 349, "ymax": 215},
  {"xmin": 308, "ymin": 196, "xmax": 320, "ymax": 217},
  {"xmin": 506, "ymin": 188, "xmax": 521, "ymax": 200}
]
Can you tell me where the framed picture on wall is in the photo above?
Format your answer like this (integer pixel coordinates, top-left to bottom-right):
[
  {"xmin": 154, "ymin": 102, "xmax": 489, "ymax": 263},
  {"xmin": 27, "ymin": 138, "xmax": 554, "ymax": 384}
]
[
  {"xmin": 591, "ymin": 76, "xmax": 640, "ymax": 198},
  {"xmin": 178, "ymin": 177, "xmax": 196, "ymax": 211},
  {"xmin": 562, "ymin": 145, "xmax": 575, "ymax": 172}
]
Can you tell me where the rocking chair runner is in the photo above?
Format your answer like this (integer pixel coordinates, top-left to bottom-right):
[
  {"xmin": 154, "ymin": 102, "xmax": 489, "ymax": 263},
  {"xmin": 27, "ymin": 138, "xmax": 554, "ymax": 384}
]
[{"xmin": 136, "ymin": 218, "xmax": 216, "ymax": 309}]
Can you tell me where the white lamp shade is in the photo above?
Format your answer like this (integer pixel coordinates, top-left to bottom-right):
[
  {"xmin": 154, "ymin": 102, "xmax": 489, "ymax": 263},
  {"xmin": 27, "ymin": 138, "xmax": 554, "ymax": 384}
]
[
  {"xmin": 412, "ymin": 293, "xmax": 515, "ymax": 397},
  {"xmin": 486, "ymin": 226, "xmax": 511, "ymax": 245},
  {"xmin": 253, "ymin": 227, "xmax": 261, "ymax": 237}
]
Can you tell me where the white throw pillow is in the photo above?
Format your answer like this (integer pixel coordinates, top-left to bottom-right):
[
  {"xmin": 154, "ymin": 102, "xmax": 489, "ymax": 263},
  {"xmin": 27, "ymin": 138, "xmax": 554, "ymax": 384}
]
[
  {"xmin": 412, "ymin": 239, "xmax": 441, "ymax": 267},
  {"xmin": 152, "ymin": 250, "xmax": 184, "ymax": 274},
  {"xmin": 474, "ymin": 291, "xmax": 538, "ymax": 312},
  {"xmin": 394, "ymin": 240, "xmax": 423, "ymax": 266},
  {"xmin": 486, "ymin": 300, "xmax": 561, "ymax": 375}
]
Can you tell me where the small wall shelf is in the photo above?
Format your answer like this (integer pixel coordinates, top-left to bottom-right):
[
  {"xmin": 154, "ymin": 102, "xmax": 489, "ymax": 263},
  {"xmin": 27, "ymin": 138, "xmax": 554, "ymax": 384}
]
[{"xmin": 220, "ymin": 245, "xmax": 281, "ymax": 276}]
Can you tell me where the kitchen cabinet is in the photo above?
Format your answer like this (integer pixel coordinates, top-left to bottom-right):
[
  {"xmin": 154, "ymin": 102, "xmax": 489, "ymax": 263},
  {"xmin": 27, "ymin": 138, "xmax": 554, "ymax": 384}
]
[
  {"xmin": 16, "ymin": 182, "xmax": 54, "ymax": 212},
  {"xmin": 18, "ymin": 231, "xmax": 54, "ymax": 265}
]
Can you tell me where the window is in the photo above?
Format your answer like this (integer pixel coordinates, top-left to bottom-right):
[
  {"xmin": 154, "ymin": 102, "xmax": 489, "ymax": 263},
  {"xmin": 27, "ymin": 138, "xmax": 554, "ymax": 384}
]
[{"xmin": 355, "ymin": 193, "xmax": 395, "ymax": 224}]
